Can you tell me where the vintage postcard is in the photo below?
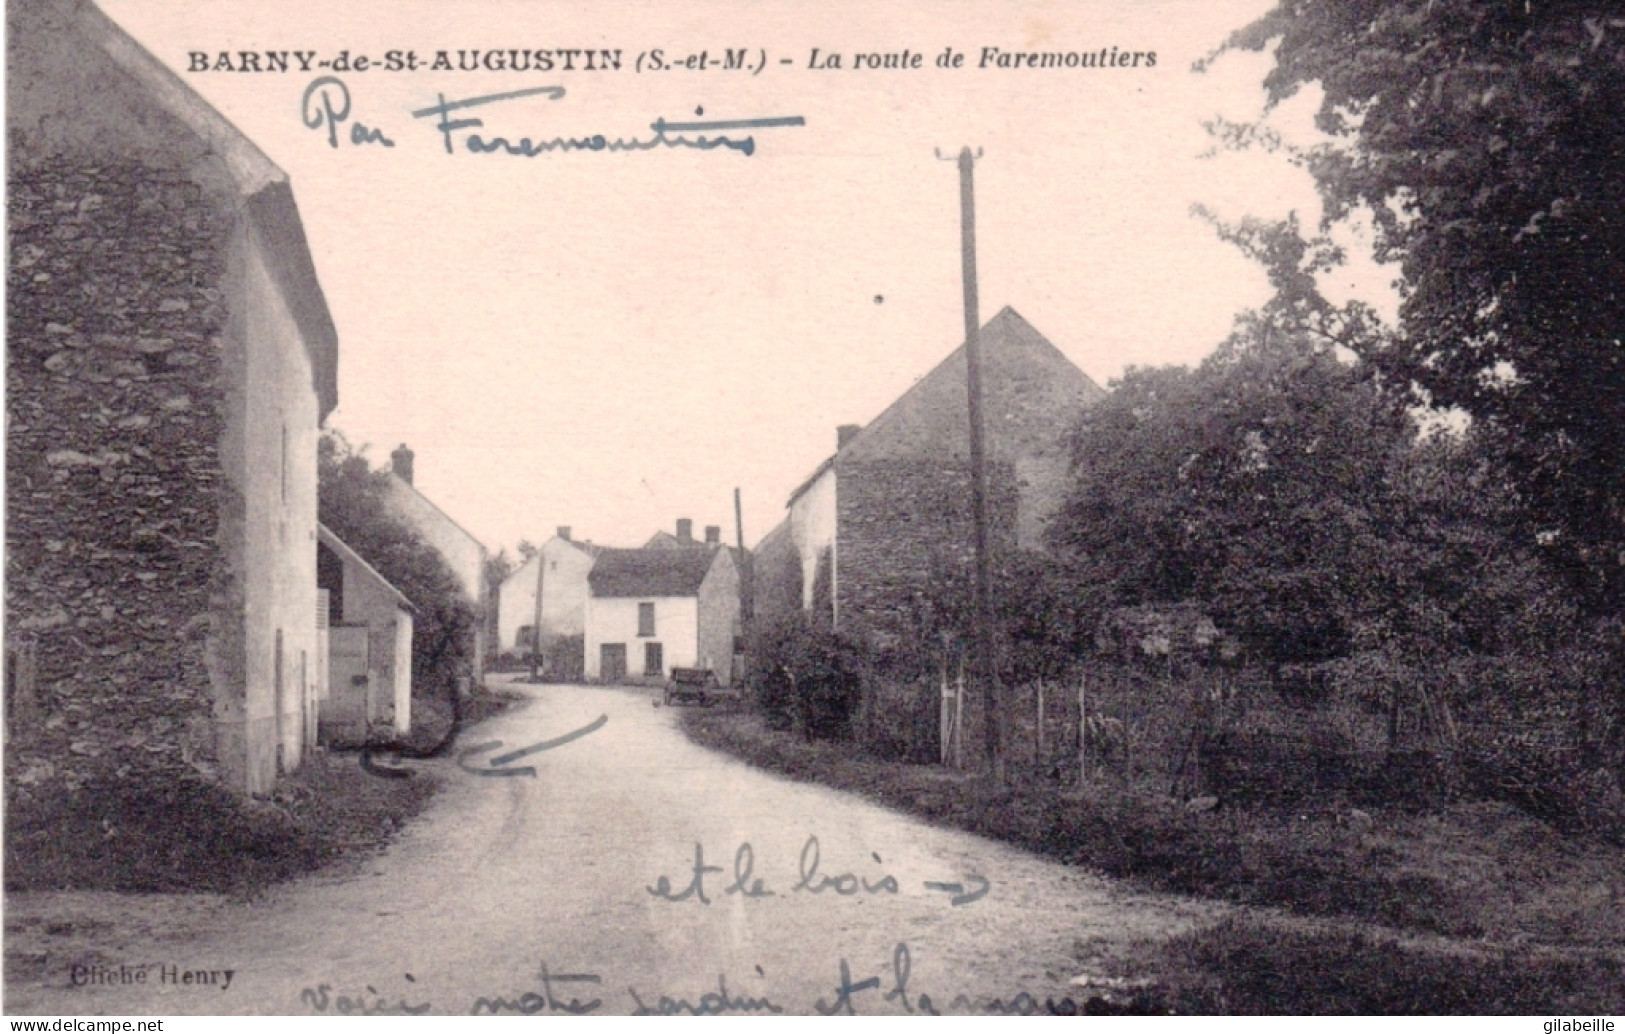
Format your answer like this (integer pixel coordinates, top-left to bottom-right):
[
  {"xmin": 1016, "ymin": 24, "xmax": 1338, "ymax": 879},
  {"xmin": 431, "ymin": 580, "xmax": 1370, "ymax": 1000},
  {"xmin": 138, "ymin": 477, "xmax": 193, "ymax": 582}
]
[{"xmin": 7, "ymin": 0, "xmax": 1623, "ymax": 1021}]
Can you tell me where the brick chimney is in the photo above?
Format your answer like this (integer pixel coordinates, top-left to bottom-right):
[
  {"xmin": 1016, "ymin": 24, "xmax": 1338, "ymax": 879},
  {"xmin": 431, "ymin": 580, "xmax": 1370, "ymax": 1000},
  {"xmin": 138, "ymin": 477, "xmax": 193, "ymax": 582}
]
[
  {"xmin": 676, "ymin": 518, "xmax": 693, "ymax": 543},
  {"xmin": 390, "ymin": 443, "xmax": 414, "ymax": 484},
  {"xmin": 556, "ymin": 526, "xmax": 572, "ymax": 542},
  {"xmin": 837, "ymin": 424, "xmax": 862, "ymax": 449},
  {"xmin": 704, "ymin": 525, "xmax": 720, "ymax": 545}
]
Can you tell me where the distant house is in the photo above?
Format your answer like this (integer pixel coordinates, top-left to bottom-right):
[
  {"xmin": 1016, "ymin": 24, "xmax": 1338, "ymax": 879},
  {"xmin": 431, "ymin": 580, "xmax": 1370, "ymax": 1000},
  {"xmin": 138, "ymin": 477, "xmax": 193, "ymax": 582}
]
[
  {"xmin": 381, "ymin": 444, "xmax": 488, "ymax": 685},
  {"xmin": 316, "ymin": 525, "xmax": 412, "ymax": 740},
  {"xmin": 584, "ymin": 545, "xmax": 740, "ymax": 685},
  {"xmin": 496, "ymin": 526, "xmax": 600, "ymax": 679},
  {"xmin": 648, "ymin": 518, "xmax": 754, "ymax": 622},
  {"xmin": 645, "ymin": 518, "xmax": 722, "ymax": 550},
  {"xmin": 758, "ymin": 307, "xmax": 1105, "ymax": 647},
  {"xmin": 5, "ymin": 0, "xmax": 338, "ymax": 796}
]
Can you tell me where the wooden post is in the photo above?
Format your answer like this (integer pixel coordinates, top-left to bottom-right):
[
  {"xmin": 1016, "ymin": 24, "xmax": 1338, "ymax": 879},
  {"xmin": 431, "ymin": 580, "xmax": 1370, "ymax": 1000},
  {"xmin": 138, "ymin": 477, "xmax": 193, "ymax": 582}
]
[
  {"xmin": 1036, "ymin": 678, "xmax": 1046, "ymax": 764},
  {"xmin": 530, "ymin": 543, "xmax": 547, "ymax": 682},
  {"xmin": 1078, "ymin": 676, "xmax": 1088, "ymax": 785},
  {"xmin": 1123, "ymin": 691, "xmax": 1133, "ymax": 785},
  {"xmin": 953, "ymin": 146, "xmax": 1003, "ymax": 785},
  {"xmin": 955, "ymin": 657, "xmax": 967, "ymax": 770}
]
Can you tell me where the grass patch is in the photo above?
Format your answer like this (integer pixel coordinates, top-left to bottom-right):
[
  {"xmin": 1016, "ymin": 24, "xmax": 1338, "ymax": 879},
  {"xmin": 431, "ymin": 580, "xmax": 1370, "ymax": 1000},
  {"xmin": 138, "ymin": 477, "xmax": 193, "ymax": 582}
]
[
  {"xmin": 1, "ymin": 681, "xmax": 533, "ymax": 895},
  {"xmin": 397, "ymin": 682, "xmax": 525, "ymax": 755},
  {"xmin": 5, "ymin": 751, "xmax": 438, "ymax": 896},
  {"xmin": 1155, "ymin": 917, "xmax": 1625, "ymax": 1014},
  {"xmin": 681, "ymin": 709, "xmax": 1625, "ymax": 945}
]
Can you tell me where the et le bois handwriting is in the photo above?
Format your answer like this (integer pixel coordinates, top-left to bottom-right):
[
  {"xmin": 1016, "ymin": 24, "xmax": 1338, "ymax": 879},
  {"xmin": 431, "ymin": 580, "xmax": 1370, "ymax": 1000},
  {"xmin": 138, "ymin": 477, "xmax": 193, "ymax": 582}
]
[{"xmin": 648, "ymin": 836, "xmax": 990, "ymax": 906}]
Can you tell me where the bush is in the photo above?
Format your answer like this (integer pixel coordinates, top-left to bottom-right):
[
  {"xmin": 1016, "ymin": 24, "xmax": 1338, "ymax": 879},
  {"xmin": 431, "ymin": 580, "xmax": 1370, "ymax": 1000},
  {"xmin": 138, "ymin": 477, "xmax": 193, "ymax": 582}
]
[
  {"xmin": 742, "ymin": 611, "xmax": 863, "ymax": 740},
  {"xmin": 855, "ymin": 676, "xmax": 938, "ymax": 763}
]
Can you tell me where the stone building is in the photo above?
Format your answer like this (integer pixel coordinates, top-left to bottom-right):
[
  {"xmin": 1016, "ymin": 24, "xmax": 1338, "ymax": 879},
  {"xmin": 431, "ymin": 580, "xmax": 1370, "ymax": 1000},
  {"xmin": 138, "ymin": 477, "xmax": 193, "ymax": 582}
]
[
  {"xmin": 757, "ymin": 307, "xmax": 1104, "ymax": 650},
  {"xmin": 6, "ymin": 0, "xmax": 339, "ymax": 795},
  {"xmin": 380, "ymin": 444, "xmax": 488, "ymax": 685}
]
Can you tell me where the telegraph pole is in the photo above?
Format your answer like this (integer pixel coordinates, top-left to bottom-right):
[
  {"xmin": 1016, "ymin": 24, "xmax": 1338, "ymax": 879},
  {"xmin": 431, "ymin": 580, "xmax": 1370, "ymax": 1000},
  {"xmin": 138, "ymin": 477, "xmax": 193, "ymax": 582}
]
[
  {"xmin": 952, "ymin": 146, "xmax": 1004, "ymax": 784},
  {"xmin": 530, "ymin": 541, "xmax": 546, "ymax": 682},
  {"xmin": 735, "ymin": 486, "xmax": 750, "ymax": 623}
]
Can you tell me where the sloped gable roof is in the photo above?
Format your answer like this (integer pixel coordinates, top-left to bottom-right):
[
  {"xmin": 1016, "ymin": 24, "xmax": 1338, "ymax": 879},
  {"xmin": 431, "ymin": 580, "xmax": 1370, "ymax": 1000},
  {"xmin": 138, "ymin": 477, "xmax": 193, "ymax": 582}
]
[
  {"xmin": 589, "ymin": 547, "xmax": 721, "ymax": 598},
  {"xmin": 498, "ymin": 534, "xmax": 603, "ymax": 596},
  {"xmin": 841, "ymin": 306, "xmax": 1105, "ymax": 465},
  {"xmin": 644, "ymin": 530, "xmax": 714, "ymax": 550},
  {"xmin": 317, "ymin": 523, "xmax": 413, "ymax": 611},
  {"xmin": 785, "ymin": 306, "xmax": 1103, "ymax": 505},
  {"xmin": 785, "ymin": 455, "xmax": 836, "ymax": 508},
  {"xmin": 384, "ymin": 473, "xmax": 486, "ymax": 555}
]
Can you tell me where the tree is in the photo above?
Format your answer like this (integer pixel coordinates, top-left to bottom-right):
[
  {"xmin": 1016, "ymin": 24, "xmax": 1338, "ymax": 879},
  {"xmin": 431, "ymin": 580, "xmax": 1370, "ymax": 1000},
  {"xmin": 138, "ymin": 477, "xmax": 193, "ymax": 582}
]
[
  {"xmin": 318, "ymin": 432, "xmax": 477, "ymax": 695},
  {"xmin": 1209, "ymin": 1, "xmax": 1625, "ymax": 614},
  {"xmin": 1051, "ymin": 329, "xmax": 1418, "ymax": 668},
  {"xmin": 483, "ymin": 548, "xmax": 515, "ymax": 663}
]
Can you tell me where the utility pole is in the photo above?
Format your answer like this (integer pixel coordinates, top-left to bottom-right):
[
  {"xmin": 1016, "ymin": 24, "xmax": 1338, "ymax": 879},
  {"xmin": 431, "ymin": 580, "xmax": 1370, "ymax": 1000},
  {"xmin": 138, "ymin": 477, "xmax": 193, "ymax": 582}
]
[
  {"xmin": 530, "ymin": 540, "xmax": 546, "ymax": 683},
  {"xmin": 734, "ymin": 487, "xmax": 750, "ymax": 622},
  {"xmin": 952, "ymin": 145, "xmax": 1004, "ymax": 784}
]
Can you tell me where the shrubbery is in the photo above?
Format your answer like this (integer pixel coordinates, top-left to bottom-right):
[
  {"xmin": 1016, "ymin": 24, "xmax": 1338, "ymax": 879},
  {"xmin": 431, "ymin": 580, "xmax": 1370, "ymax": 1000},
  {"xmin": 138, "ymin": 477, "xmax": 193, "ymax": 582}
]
[
  {"xmin": 318, "ymin": 432, "xmax": 478, "ymax": 698},
  {"xmin": 742, "ymin": 611, "xmax": 863, "ymax": 740}
]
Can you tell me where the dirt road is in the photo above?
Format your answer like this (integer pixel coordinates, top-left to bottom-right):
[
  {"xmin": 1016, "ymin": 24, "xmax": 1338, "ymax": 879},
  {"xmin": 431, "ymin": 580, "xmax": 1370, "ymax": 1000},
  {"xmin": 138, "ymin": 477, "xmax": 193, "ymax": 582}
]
[{"xmin": 5, "ymin": 678, "xmax": 1225, "ymax": 1016}]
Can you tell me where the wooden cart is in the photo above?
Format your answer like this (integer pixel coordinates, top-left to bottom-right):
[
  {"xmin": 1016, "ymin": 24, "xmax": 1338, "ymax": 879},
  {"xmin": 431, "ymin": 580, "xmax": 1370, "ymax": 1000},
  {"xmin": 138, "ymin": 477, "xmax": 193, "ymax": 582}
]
[{"xmin": 663, "ymin": 667, "xmax": 722, "ymax": 706}]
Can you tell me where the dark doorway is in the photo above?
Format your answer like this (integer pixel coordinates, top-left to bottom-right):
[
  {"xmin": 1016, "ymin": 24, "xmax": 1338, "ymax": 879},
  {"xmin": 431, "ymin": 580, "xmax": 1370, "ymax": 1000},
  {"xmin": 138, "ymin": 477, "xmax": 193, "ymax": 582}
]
[{"xmin": 600, "ymin": 643, "xmax": 627, "ymax": 682}]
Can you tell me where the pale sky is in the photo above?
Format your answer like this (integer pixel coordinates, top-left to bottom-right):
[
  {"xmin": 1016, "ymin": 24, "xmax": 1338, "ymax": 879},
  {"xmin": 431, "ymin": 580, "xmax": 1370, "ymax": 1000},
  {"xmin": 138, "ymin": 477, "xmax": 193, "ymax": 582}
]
[{"xmin": 97, "ymin": 0, "xmax": 1388, "ymax": 558}]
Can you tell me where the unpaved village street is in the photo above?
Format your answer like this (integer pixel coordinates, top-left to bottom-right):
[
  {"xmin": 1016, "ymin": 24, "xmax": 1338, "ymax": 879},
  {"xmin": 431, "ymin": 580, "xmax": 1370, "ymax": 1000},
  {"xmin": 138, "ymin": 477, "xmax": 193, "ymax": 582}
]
[{"xmin": 5, "ymin": 677, "xmax": 1226, "ymax": 1016}]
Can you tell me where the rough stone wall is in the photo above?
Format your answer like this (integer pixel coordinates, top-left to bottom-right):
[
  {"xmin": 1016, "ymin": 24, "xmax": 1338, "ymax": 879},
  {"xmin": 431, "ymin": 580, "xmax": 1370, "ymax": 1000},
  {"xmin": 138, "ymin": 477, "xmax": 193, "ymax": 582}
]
[
  {"xmin": 749, "ymin": 520, "xmax": 802, "ymax": 627},
  {"xmin": 834, "ymin": 456, "xmax": 1020, "ymax": 656},
  {"xmin": 696, "ymin": 552, "xmax": 741, "ymax": 685},
  {"xmin": 6, "ymin": 160, "xmax": 233, "ymax": 796}
]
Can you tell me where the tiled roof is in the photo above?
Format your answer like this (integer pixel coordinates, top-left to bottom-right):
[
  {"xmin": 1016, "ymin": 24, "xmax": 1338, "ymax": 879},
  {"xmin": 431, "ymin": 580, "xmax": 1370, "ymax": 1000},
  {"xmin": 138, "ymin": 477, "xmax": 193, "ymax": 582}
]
[{"xmin": 588, "ymin": 547, "xmax": 720, "ymax": 598}]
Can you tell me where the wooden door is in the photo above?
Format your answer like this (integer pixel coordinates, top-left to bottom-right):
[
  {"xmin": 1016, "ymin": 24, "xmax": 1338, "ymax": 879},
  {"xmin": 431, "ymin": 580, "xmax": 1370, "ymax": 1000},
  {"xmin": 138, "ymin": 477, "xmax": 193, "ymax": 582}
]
[
  {"xmin": 600, "ymin": 643, "xmax": 627, "ymax": 682},
  {"xmin": 328, "ymin": 625, "xmax": 371, "ymax": 725}
]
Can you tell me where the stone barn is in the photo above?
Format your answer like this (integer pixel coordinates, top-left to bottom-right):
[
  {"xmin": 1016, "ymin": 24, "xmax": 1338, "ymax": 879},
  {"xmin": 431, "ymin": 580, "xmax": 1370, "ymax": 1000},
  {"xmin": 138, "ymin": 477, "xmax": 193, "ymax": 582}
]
[
  {"xmin": 6, "ymin": 0, "xmax": 339, "ymax": 796},
  {"xmin": 761, "ymin": 306, "xmax": 1105, "ymax": 652}
]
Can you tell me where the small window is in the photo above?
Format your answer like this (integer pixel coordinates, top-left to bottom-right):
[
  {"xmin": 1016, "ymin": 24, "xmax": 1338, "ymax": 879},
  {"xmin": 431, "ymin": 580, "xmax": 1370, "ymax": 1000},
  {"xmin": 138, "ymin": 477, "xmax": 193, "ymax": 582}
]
[
  {"xmin": 644, "ymin": 642, "xmax": 663, "ymax": 677},
  {"xmin": 637, "ymin": 602, "xmax": 655, "ymax": 637},
  {"xmin": 517, "ymin": 625, "xmax": 536, "ymax": 648}
]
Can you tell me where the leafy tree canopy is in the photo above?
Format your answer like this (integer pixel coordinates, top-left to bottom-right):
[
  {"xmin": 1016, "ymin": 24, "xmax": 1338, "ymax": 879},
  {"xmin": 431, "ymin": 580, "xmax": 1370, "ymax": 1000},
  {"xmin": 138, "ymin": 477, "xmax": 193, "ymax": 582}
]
[
  {"xmin": 1210, "ymin": 0, "xmax": 1625, "ymax": 612},
  {"xmin": 1052, "ymin": 329, "xmax": 1416, "ymax": 665},
  {"xmin": 318, "ymin": 431, "xmax": 476, "ymax": 692}
]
